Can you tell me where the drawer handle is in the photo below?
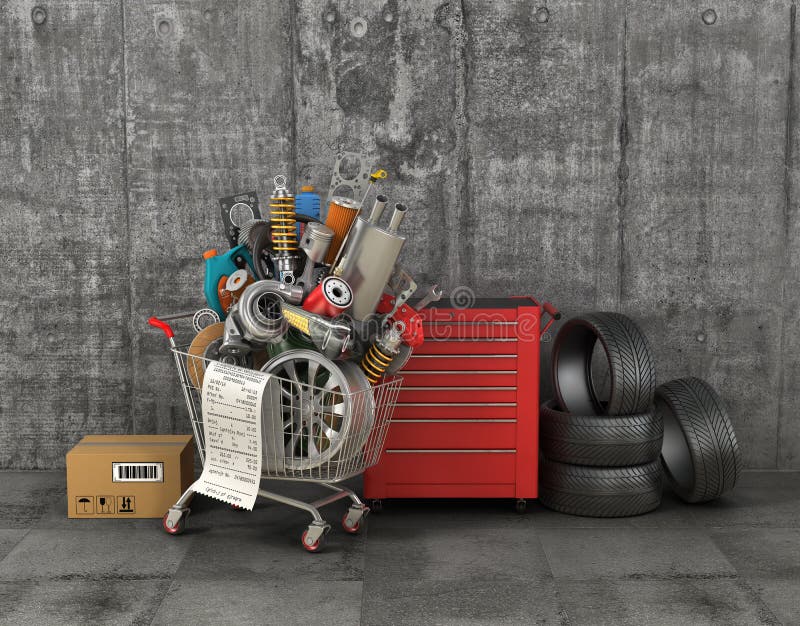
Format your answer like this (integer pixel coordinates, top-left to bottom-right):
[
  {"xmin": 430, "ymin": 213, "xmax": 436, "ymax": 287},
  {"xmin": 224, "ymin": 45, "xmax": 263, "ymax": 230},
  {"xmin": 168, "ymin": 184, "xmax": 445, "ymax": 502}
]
[
  {"xmin": 393, "ymin": 419, "xmax": 517, "ymax": 423},
  {"xmin": 385, "ymin": 449, "xmax": 516, "ymax": 454},
  {"xmin": 396, "ymin": 402, "xmax": 517, "ymax": 407},
  {"xmin": 400, "ymin": 386, "xmax": 516, "ymax": 391}
]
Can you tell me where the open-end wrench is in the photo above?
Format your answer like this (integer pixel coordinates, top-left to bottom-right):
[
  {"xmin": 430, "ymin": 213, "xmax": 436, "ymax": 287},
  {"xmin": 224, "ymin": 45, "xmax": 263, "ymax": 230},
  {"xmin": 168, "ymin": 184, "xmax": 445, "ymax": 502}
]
[{"xmin": 413, "ymin": 284, "xmax": 443, "ymax": 311}]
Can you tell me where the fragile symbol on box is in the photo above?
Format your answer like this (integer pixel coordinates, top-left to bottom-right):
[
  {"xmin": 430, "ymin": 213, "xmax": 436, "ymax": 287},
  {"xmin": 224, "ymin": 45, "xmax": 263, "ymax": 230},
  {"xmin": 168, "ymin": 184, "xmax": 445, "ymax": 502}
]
[
  {"xmin": 97, "ymin": 496, "xmax": 115, "ymax": 514},
  {"xmin": 117, "ymin": 496, "xmax": 135, "ymax": 513}
]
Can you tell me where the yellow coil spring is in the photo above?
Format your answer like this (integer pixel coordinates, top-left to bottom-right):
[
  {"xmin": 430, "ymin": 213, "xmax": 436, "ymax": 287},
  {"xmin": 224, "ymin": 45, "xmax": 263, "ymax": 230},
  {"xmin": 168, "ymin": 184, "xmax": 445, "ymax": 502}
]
[
  {"xmin": 270, "ymin": 194, "xmax": 298, "ymax": 253},
  {"xmin": 361, "ymin": 342, "xmax": 393, "ymax": 384}
]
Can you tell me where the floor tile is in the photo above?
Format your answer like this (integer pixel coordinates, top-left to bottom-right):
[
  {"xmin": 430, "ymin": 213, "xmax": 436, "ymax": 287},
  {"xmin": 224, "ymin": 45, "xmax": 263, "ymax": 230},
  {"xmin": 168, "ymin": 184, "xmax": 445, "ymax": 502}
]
[
  {"xmin": 0, "ymin": 530, "xmax": 27, "ymax": 561},
  {"xmin": 745, "ymin": 577, "xmax": 800, "ymax": 626},
  {"xmin": 0, "ymin": 471, "xmax": 66, "ymax": 528},
  {"xmin": 538, "ymin": 528, "xmax": 735, "ymax": 581},
  {"xmin": 172, "ymin": 516, "xmax": 367, "ymax": 582},
  {"xmin": 555, "ymin": 578, "xmax": 780, "ymax": 626},
  {"xmin": 0, "ymin": 579, "xmax": 170, "ymax": 626},
  {"xmin": 362, "ymin": 578, "xmax": 563, "ymax": 626},
  {"xmin": 151, "ymin": 579, "xmax": 362, "ymax": 626},
  {"xmin": 711, "ymin": 528, "xmax": 800, "ymax": 579},
  {"xmin": 361, "ymin": 524, "xmax": 561, "ymax": 624},
  {"xmin": 0, "ymin": 528, "xmax": 191, "ymax": 581}
]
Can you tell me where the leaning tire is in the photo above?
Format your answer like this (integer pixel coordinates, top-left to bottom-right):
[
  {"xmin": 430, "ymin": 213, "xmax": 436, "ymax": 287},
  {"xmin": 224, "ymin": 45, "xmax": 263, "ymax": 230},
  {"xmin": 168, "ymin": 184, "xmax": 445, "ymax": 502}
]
[
  {"xmin": 539, "ymin": 457, "xmax": 662, "ymax": 517},
  {"xmin": 552, "ymin": 312, "xmax": 655, "ymax": 415},
  {"xmin": 656, "ymin": 377, "xmax": 742, "ymax": 503},
  {"xmin": 540, "ymin": 401, "xmax": 663, "ymax": 467}
]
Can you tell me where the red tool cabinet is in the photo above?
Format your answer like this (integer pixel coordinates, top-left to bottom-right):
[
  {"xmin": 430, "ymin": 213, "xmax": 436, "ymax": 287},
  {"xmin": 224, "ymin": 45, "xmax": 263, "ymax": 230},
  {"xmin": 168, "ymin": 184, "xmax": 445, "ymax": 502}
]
[{"xmin": 364, "ymin": 297, "xmax": 557, "ymax": 507}]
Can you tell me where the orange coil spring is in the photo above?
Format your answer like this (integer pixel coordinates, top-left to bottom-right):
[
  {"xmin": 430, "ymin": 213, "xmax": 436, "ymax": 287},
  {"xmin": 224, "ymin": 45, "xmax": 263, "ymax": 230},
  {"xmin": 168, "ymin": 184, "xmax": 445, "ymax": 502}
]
[
  {"xmin": 270, "ymin": 195, "xmax": 298, "ymax": 253},
  {"xmin": 324, "ymin": 200, "xmax": 359, "ymax": 265},
  {"xmin": 361, "ymin": 342, "xmax": 393, "ymax": 384}
]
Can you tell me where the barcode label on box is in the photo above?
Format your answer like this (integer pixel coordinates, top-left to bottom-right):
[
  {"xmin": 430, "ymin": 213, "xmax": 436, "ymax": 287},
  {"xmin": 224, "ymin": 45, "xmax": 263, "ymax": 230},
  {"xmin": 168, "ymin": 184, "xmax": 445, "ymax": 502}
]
[{"xmin": 112, "ymin": 462, "xmax": 164, "ymax": 482}]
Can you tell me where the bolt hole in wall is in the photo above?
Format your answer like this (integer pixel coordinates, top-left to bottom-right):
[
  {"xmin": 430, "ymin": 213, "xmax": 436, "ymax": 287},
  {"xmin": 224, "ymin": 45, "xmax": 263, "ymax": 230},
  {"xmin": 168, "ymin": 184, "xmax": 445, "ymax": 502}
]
[{"xmin": 30, "ymin": 5, "xmax": 47, "ymax": 25}]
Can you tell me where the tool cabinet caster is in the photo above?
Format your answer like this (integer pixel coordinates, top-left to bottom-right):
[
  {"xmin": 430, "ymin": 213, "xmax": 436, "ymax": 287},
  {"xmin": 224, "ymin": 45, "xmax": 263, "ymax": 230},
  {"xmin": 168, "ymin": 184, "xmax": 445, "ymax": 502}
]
[
  {"xmin": 342, "ymin": 504, "xmax": 368, "ymax": 534},
  {"xmin": 368, "ymin": 499, "xmax": 383, "ymax": 513},
  {"xmin": 162, "ymin": 508, "xmax": 189, "ymax": 535},
  {"xmin": 301, "ymin": 522, "xmax": 330, "ymax": 553},
  {"xmin": 515, "ymin": 499, "xmax": 527, "ymax": 514}
]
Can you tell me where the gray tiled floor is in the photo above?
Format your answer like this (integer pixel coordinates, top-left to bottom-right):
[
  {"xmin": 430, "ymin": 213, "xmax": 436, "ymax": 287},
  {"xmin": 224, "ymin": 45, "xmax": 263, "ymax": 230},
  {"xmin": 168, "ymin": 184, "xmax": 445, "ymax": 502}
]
[{"xmin": 0, "ymin": 471, "xmax": 798, "ymax": 625}]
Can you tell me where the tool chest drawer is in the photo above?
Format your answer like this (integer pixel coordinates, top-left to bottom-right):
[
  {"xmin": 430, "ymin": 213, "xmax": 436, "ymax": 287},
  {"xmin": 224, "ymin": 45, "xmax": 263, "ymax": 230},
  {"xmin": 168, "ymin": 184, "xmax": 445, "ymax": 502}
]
[
  {"xmin": 384, "ymin": 420, "xmax": 517, "ymax": 449},
  {"xmin": 364, "ymin": 297, "xmax": 552, "ymax": 503},
  {"xmin": 377, "ymin": 451, "xmax": 518, "ymax": 485}
]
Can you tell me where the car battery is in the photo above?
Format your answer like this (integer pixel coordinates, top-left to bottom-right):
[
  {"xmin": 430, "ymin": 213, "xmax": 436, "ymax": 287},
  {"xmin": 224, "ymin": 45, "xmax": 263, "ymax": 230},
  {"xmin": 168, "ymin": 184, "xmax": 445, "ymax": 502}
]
[
  {"xmin": 364, "ymin": 297, "xmax": 557, "ymax": 506},
  {"xmin": 66, "ymin": 434, "xmax": 194, "ymax": 519}
]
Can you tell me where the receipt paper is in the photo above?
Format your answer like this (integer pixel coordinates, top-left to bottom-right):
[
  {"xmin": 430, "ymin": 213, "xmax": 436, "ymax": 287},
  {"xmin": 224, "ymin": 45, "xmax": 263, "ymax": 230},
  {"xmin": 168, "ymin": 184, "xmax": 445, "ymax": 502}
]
[{"xmin": 191, "ymin": 361, "xmax": 273, "ymax": 510}]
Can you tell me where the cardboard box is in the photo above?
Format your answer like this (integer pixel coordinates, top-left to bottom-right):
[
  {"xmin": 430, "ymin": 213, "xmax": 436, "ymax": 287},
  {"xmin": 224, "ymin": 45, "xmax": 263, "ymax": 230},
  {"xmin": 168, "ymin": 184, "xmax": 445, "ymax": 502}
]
[{"xmin": 66, "ymin": 435, "xmax": 194, "ymax": 519}]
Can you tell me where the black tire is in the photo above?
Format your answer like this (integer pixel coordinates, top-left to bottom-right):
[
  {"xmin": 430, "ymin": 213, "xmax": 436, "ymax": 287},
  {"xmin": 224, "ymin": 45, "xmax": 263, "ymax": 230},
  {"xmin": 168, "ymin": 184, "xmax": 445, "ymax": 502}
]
[
  {"xmin": 552, "ymin": 312, "xmax": 655, "ymax": 416},
  {"xmin": 655, "ymin": 377, "xmax": 742, "ymax": 503},
  {"xmin": 539, "ymin": 457, "xmax": 662, "ymax": 517},
  {"xmin": 540, "ymin": 400, "xmax": 663, "ymax": 467}
]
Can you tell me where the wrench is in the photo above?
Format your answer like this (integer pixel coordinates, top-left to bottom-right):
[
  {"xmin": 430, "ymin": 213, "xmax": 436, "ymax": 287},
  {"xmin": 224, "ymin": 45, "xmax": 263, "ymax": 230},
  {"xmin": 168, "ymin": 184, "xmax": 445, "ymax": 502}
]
[
  {"xmin": 414, "ymin": 284, "xmax": 443, "ymax": 311},
  {"xmin": 384, "ymin": 267, "xmax": 418, "ymax": 320}
]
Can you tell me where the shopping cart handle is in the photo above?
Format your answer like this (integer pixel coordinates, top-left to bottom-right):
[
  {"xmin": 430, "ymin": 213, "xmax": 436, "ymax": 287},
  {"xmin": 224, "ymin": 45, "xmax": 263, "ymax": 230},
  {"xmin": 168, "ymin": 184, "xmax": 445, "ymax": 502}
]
[{"xmin": 148, "ymin": 316, "xmax": 175, "ymax": 339}]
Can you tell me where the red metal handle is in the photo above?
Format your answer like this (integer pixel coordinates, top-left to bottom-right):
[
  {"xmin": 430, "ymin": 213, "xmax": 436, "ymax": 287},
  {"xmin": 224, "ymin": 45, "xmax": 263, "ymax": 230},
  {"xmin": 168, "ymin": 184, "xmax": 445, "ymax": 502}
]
[
  {"xmin": 542, "ymin": 301, "xmax": 561, "ymax": 320},
  {"xmin": 540, "ymin": 301, "xmax": 561, "ymax": 337},
  {"xmin": 148, "ymin": 316, "xmax": 175, "ymax": 339}
]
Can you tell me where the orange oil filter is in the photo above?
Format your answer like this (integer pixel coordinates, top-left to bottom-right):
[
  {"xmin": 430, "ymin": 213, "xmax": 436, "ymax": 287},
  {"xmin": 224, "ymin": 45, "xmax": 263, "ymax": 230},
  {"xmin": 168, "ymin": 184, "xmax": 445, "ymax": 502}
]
[{"xmin": 323, "ymin": 196, "xmax": 359, "ymax": 265}]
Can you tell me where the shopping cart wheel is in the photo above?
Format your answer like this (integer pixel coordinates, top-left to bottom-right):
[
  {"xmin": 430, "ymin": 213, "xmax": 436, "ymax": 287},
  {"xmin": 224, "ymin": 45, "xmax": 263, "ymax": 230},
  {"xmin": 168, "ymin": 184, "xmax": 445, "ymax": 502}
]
[
  {"xmin": 301, "ymin": 529, "xmax": 326, "ymax": 553},
  {"xmin": 515, "ymin": 499, "xmax": 527, "ymax": 514},
  {"xmin": 162, "ymin": 510, "xmax": 187, "ymax": 535},
  {"xmin": 342, "ymin": 505, "xmax": 367, "ymax": 534}
]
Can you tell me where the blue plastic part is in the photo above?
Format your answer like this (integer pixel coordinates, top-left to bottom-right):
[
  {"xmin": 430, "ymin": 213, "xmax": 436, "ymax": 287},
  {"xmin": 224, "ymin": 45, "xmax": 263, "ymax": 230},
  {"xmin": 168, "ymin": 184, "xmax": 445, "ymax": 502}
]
[
  {"xmin": 203, "ymin": 244, "xmax": 255, "ymax": 318},
  {"xmin": 296, "ymin": 188, "xmax": 321, "ymax": 236}
]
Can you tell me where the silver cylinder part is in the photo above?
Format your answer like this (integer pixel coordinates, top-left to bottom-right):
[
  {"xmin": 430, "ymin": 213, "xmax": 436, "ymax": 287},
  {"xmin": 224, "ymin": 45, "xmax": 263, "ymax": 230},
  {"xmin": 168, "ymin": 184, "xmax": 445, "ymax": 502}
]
[
  {"xmin": 388, "ymin": 203, "xmax": 407, "ymax": 233},
  {"xmin": 368, "ymin": 194, "xmax": 388, "ymax": 224},
  {"xmin": 337, "ymin": 217, "xmax": 406, "ymax": 320},
  {"xmin": 299, "ymin": 222, "xmax": 334, "ymax": 265},
  {"xmin": 273, "ymin": 255, "xmax": 301, "ymax": 285}
]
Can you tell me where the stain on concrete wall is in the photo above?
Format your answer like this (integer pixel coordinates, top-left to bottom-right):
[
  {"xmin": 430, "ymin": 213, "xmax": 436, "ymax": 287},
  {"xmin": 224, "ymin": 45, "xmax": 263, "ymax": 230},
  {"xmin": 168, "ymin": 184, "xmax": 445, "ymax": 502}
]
[{"xmin": 0, "ymin": 0, "xmax": 798, "ymax": 469}]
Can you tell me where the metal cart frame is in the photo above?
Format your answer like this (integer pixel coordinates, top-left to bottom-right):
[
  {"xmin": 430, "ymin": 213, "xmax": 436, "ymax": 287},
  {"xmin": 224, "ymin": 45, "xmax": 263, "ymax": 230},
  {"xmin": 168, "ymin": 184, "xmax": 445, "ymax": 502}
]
[{"xmin": 148, "ymin": 312, "xmax": 401, "ymax": 552}]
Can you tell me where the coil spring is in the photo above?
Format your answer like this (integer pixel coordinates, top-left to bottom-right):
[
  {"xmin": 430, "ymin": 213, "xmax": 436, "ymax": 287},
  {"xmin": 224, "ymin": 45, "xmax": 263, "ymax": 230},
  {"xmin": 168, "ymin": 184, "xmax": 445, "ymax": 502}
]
[
  {"xmin": 270, "ymin": 191, "xmax": 298, "ymax": 253},
  {"xmin": 361, "ymin": 342, "xmax": 393, "ymax": 384}
]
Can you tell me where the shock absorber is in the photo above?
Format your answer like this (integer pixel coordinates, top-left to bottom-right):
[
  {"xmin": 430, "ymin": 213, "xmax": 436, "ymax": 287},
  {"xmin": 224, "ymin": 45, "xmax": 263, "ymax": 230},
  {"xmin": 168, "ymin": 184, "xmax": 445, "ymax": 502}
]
[
  {"xmin": 270, "ymin": 175, "xmax": 300, "ymax": 283},
  {"xmin": 361, "ymin": 322, "xmax": 404, "ymax": 384}
]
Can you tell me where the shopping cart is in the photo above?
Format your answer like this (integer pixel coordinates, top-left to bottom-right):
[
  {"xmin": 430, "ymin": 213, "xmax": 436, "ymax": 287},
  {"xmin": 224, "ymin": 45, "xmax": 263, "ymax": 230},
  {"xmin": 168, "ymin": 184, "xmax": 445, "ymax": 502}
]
[{"xmin": 148, "ymin": 312, "xmax": 402, "ymax": 552}]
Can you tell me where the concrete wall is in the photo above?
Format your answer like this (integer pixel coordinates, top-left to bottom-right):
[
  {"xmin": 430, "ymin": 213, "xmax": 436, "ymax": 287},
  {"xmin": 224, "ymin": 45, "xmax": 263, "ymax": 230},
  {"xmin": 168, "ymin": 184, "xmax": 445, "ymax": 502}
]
[{"xmin": 1, "ymin": 0, "xmax": 797, "ymax": 469}]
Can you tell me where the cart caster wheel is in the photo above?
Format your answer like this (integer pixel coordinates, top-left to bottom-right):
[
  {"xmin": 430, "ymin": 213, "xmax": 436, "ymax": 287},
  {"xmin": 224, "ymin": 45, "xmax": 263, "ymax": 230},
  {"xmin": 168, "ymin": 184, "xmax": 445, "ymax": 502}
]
[
  {"xmin": 515, "ymin": 499, "xmax": 527, "ymax": 514},
  {"xmin": 368, "ymin": 499, "xmax": 383, "ymax": 514},
  {"xmin": 342, "ymin": 512, "xmax": 361, "ymax": 534},
  {"xmin": 162, "ymin": 511, "xmax": 186, "ymax": 535},
  {"xmin": 301, "ymin": 530, "xmax": 325, "ymax": 553}
]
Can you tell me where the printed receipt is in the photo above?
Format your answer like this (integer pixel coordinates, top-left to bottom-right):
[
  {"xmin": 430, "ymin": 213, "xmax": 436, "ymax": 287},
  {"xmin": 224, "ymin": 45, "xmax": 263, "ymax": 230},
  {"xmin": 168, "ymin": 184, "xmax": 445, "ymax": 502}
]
[{"xmin": 191, "ymin": 361, "xmax": 271, "ymax": 510}]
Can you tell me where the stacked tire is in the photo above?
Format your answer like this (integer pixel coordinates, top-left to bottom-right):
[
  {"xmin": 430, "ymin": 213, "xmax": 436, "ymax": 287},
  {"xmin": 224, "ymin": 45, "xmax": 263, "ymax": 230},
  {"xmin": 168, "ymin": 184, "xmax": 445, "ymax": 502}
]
[{"xmin": 539, "ymin": 313, "xmax": 664, "ymax": 517}]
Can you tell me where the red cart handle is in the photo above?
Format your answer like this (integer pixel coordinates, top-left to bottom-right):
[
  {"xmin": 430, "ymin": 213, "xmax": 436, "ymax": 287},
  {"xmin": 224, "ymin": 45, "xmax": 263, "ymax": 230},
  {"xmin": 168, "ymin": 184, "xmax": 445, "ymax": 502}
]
[
  {"xmin": 540, "ymin": 301, "xmax": 561, "ymax": 337},
  {"xmin": 148, "ymin": 316, "xmax": 175, "ymax": 339}
]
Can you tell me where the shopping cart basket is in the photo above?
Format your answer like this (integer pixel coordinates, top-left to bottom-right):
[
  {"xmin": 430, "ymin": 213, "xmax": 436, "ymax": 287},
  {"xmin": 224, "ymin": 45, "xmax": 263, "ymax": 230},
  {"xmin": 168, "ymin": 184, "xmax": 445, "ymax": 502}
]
[{"xmin": 148, "ymin": 312, "xmax": 402, "ymax": 552}]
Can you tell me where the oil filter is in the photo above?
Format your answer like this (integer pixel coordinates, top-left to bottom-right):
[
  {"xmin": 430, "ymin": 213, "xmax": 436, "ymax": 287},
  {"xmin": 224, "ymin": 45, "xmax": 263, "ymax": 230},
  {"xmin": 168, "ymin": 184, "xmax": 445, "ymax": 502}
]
[{"xmin": 324, "ymin": 196, "xmax": 359, "ymax": 265}]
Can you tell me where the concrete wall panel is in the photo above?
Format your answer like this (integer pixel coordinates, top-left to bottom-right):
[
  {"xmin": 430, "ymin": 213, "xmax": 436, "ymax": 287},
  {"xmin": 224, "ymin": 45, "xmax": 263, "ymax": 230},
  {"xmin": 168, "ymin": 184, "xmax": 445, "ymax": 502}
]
[
  {"xmin": 623, "ymin": 0, "xmax": 790, "ymax": 467},
  {"xmin": 0, "ymin": 1, "xmax": 129, "ymax": 467}
]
